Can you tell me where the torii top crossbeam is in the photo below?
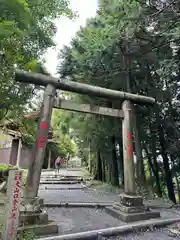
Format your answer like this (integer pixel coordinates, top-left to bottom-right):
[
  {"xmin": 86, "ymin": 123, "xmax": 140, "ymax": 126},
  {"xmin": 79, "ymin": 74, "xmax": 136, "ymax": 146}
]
[{"xmin": 15, "ymin": 69, "xmax": 155, "ymax": 105}]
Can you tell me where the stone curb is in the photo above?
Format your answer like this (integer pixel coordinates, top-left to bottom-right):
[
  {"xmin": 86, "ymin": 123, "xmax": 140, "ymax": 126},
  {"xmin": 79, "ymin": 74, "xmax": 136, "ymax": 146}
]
[
  {"xmin": 37, "ymin": 217, "xmax": 180, "ymax": 240},
  {"xmin": 43, "ymin": 202, "xmax": 113, "ymax": 208},
  {"xmin": 145, "ymin": 204, "xmax": 174, "ymax": 209},
  {"xmin": 41, "ymin": 187, "xmax": 87, "ymax": 190}
]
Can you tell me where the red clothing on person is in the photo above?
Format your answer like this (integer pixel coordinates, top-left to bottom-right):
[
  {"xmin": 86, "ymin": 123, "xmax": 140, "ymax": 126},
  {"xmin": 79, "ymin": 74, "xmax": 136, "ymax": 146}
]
[{"xmin": 55, "ymin": 157, "xmax": 61, "ymax": 164}]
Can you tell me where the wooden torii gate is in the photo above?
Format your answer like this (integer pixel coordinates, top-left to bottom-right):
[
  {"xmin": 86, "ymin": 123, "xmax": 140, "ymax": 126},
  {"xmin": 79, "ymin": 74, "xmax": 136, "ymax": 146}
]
[{"xmin": 15, "ymin": 69, "xmax": 160, "ymax": 222}]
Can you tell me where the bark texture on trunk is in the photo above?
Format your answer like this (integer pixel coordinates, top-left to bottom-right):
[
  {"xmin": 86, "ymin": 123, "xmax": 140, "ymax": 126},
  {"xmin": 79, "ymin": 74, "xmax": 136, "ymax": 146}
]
[
  {"xmin": 144, "ymin": 145, "xmax": 162, "ymax": 197},
  {"xmin": 132, "ymin": 106, "xmax": 146, "ymax": 185},
  {"xmin": 111, "ymin": 136, "xmax": 119, "ymax": 186},
  {"xmin": 158, "ymin": 123, "xmax": 176, "ymax": 203},
  {"xmin": 94, "ymin": 149, "xmax": 103, "ymax": 181}
]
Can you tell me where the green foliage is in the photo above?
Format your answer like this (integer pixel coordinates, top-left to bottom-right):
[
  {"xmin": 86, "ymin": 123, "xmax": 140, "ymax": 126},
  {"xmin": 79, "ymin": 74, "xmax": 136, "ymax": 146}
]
[
  {"xmin": 57, "ymin": 0, "xmax": 180, "ymax": 201},
  {"xmin": 0, "ymin": 164, "xmax": 13, "ymax": 171},
  {"xmin": 0, "ymin": 0, "xmax": 74, "ymax": 123},
  {"xmin": 22, "ymin": 134, "xmax": 35, "ymax": 147},
  {"xmin": 58, "ymin": 134, "xmax": 77, "ymax": 157},
  {"xmin": 51, "ymin": 109, "xmax": 77, "ymax": 158},
  {"xmin": 18, "ymin": 229, "xmax": 36, "ymax": 240}
]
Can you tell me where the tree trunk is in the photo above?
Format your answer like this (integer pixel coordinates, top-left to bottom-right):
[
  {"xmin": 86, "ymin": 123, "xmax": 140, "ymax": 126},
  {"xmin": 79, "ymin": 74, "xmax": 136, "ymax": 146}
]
[
  {"xmin": 148, "ymin": 118, "xmax": 163, "ymax": 197},
  {"xmin": 94, "ymin": 149, "xmax": 103, "ymax": 181},
  {"xmin": 118, "ymin": 138, "xmax": 124, "ymax": 186},
  {"xmin": 174, "ymin": 172, "xmax": 180, "ymax": 203},
  {"xmin": 146, "ymin": 158, "xmax": 155, "ymax": 198},
  {"xmin": 153, "ymin": 103, "xmax": 176, "ymax": 203},
  {"xmin": 111, "ymin": 136, "xmax": 119, "ymax": 186},
  {"xmin": 171, "ymin": 156, "xmax": 180, "ymax": 203},
  {"xmin": 143, "ymin": 145, "xmax": 162, "ymax": 197},
  {"xmin": 101, "ymin": 156, "xmax": 106, "ymax": 182},
  {"xmin": 158, "ymin": 123, "xmax": 176, "ymax": 203},
  {"xmin": 132, "ymin": 106, "xmax": 146, "ymax": 185},
  {"xmin": 107, "ymin": 159, "xmax": 112, "ymax": 183},
  {"xmin": 88, "ymin": 142, "xmax": 92, "ymax": 174}
]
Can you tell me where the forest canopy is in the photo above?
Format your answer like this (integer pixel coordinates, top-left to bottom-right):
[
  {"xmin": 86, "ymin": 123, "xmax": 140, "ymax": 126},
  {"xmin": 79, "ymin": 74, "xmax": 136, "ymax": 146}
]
[{"xmin": 55, "ymin": 0, "xmax": 180, "ymax": 203}]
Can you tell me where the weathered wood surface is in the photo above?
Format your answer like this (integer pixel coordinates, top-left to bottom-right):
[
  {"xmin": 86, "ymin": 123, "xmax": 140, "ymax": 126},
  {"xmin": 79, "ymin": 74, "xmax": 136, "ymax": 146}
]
[
  {"xmin": 122, "ymin": 100, "xmax": 135, "ymax": 194},
  {"xmin": 15, "ymin": 69, "xmax": 155, "ymax": 105},
  {"xmin": 26, "ymin": 84, "xmax": 56, "ymax": 198},
  {"xmin": 54, "ymin": 99, "xmax": 124, "ymax": 118}
]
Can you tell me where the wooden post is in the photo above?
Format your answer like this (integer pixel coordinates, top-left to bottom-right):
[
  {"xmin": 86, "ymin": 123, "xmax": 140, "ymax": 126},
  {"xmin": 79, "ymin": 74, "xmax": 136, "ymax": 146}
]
[
  {"xmin": 122, "ymin": 100, "xmax": 135, "ymax": 194},
  {"xmin": 48, "ymin": 149, "xmax": 51, "ymax": 169},
  {"xmin": 26, "ymin": 84, "xmax": 56, "ymax": 198},
  {"xmin": 88, "ymin": 142, "xmax": 92, "ymax": 173},
  {"xmin": 16, "ymin": 138, "xmax": 22, "ymax": 167},
  {"xmin": 2, "ymin": 169, "xmax": 23, "ymax": 240}
]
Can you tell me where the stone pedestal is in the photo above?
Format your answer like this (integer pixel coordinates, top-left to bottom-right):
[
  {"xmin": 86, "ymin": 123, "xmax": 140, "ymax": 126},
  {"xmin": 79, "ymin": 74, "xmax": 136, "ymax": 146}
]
[
  {"xmin": 19, "ymin": 196, "xmax": 58, "ymax": 236},
  {"xmin": 105, "ymin": 193, "xmax": 160, "ymax": 222},
  {"xmin": 0, "ymin": 196, "xmax": 58, "ymax": 236}
]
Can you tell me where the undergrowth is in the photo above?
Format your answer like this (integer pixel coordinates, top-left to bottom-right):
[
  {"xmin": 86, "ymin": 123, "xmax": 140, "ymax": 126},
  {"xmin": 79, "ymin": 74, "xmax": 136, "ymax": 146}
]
[{"xmin": 18, "ymin": 229, "xmax": 36, "ymax": 240}]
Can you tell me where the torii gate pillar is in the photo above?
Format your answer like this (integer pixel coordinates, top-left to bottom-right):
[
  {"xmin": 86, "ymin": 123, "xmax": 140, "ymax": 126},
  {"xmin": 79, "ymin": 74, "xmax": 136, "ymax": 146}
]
[
  {"xmin": 18, "ymin": 84, "xmax": 58, "ymax": 235},
  {"xmin": 26, "ymin": 84, "xmax": 56, "ymax": 198},
  {"xmin": 105, "ymin": 100, "xmax": 160, "ymax": 222},
  {"xmin": 122, "ymin": 100, "xmax": 135, "ymax": 195}
]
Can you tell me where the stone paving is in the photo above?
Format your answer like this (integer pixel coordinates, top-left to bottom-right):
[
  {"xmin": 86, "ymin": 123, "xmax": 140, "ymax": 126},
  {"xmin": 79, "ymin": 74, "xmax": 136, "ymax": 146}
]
[
  {"xmin": 38, "ymin": 169, "xmax": 180, "ymax": 239},
  {"xmin": 47, "ymin": 207, "xmax": 124, "ymax": 235},
  {"xmin": 39, "ymin": 184, "xmax": 85, "ymax": 190},
  {"xmin": 38, "ymin": 186, "xmax": 118, "ymax": 204},
  {"xmin": 44, "ymin": 207, "xmax": 180, "ymax": 237}
]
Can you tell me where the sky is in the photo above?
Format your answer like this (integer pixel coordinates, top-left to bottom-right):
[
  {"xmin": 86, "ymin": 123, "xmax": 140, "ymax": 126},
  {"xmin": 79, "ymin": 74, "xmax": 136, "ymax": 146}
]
[{"xmin": 44, "ymin": 0, "xmax": 98, "ymax": 77}]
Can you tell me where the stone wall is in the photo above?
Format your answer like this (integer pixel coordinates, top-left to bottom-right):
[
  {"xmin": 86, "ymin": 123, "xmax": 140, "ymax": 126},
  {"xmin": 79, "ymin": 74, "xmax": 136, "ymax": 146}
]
[
  {"xmin": 0, "ymin": 130, "xmax": 33, "ymax": 168},
  {"xmin": 9, "ymin": 139, "xmax": 19, "ymax": 165},
  {"xmin": 0, "ymin": 131, "xmax": 13, "ymax": 164},
  {"xmin": 19, "ymin": 145, "xmax": 33, "ymax": 169},
  {"xmin": 0, "ymin": 148, "xmax": 12, "ymax": 164}
]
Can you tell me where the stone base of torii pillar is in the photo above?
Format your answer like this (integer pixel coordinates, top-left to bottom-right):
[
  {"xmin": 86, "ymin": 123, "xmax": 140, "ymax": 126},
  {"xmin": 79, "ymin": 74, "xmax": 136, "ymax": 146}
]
[
  {"xmin": 105, "ymin": 193, "xmax": 160, "ymax": 222},
  {"xmin": 105, "ymin": 101, "xmax": 160, "ymax": 222},
  {"xmin": 19, "ymin": 196, "xmax": 58, "ymax": 236}
]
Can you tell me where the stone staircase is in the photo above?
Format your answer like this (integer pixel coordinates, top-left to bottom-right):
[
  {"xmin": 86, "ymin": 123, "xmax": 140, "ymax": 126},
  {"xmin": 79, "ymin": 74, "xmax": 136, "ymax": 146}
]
[{"xmin": 40, "ymin": 174, "xmax": 84, "ymax": 184}]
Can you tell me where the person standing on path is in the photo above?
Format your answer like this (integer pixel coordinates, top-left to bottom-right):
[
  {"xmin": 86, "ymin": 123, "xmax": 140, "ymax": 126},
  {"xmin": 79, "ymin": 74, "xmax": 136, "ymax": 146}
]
[{"xmin": 55, "ymin": 156, "xmax": 61, "ymax": 173}]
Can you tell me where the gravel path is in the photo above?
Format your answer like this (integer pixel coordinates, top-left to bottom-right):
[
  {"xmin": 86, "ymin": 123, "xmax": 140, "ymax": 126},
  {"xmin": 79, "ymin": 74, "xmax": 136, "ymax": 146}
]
[
  {"xmin": 47, "ymin": 207, "xmax": 124, "ymax": 235},
  {"xmin": 38, "ymin": 187, "xmax": 118, "ymax": 203},
  {"xmin": 39, "ymin": 169, "xmax": 180, "ymax": 239},
  {"xmin": 45, "ymin": 207, "xmax": 180, "ymax": 235}
]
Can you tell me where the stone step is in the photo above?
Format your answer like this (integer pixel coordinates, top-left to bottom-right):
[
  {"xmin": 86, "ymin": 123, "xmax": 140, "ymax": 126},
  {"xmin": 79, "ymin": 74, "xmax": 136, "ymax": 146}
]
[
  {"xmin": 19, "ymin": 211, "xmax": 48, "ymax": 225},
  {"xmin": 18, "ymin": 220, "xmax": 58, "ymax": 236},
  {"xmin": 40, "ymin": 181, "xmax": 81, "ymax": 184},
  {"xmin": 40, "ymin": 178, "xmax": 82, "ymax": 182},
  {"xmin": 113, "ymin": 203, "xmax": 148, "ymax": 213},
  {"xmin": 43, "ymin": 202, "xmax": 113, "ymax": 208},
  {"xmin": 0, "ymin": 198, "xmax": 44, "ymax": 206},
  {"xmin": 41, "ymin": 175, "xmax": 82, "ymax": 178},
  {"xmin": 40, "ymin": 175, "xmax": 91, "ymax": 181}
]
